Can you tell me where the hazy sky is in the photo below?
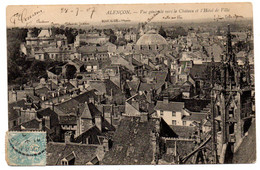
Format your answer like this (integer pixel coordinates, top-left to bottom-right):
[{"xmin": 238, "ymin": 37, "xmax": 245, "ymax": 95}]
[{"xmin": 6, "ymin": 3, "xmax": 253, "ymax": 27}]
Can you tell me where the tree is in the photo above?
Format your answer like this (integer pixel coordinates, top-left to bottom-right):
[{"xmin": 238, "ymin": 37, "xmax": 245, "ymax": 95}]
[
  {"xmin": 7, "ymin": 28, "xmax": 28, "ymax": 84},
  {"xmin": 103, "ymin": 29, "xmax": 114, "ymax": 36},
  {"xmin": 168, "ymin": 26, "xmax": 187, "ymax": 39},
  {"xmin": 158, "ymin": 26, "xmax": 167, "ymax": 38},
  {"xmin": 65, "ymin": 65, "xmax": 77, "ymax": 80},
  {"xmin": 64, "ymin": 27, "xmax": 78, "ymax": 44},
  {"xmin": 109, "ymin": 35, "xmax": 117, "ymax": 44},
  {"xmin": 28, "ymin": 60, "xmax": 47, "ymax": 81}
]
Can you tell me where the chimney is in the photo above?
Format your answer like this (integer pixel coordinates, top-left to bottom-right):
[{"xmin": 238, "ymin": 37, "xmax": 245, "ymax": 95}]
[
  {"xmin": 163, "ymin": 97, "xmax": 169, "ymax": 104},
  {"xmin": 65, "ymin": 131, "xmax": 72, "ymax": 143},
  {"xmin": 140, "ymin": 113, "xmax": 148, "ymax": 122},
  {"xmin": 45, "ymin": 116, "xmax": 51, "ymax": 129},
  {"xmin": 103, "ymin": 138, "xmax": 109, "ymax": 152},
  {"xmin": 39, "ymin": 118, "xmax": 45, "ymax": 131},
  {"xmin": 128, "ymin": 55, "xmax": 133, "ymax": 64},
  {"xmin": 150, "ymin": 131, "xmax": 158, "ymax": 165},
  {"xmin": 12, "ymin": 91, "xmax": 17, "ymax": 102},
  {"xmin": 95, "ymin": 116, "xmax": 102, "ymax": 132},
  {"xmin": 147, "ymin": 90, "xmax": 152, "ymax": 103}
]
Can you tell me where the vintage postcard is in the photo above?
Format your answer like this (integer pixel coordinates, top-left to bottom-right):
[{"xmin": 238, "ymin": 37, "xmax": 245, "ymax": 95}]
[{"xmin": 6, "ymin": 2, "xmax": 255, "ymax": 165}]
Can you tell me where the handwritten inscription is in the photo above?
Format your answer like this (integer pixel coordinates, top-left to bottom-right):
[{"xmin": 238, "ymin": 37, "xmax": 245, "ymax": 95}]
[
  {"xmin": 60, "ymin": 7, "xmax": 95, "ymax": 18},
  {"xmin": 36, "ymin": 19, "xmax": 49, "ymax": 24},
  {"xmin": 10, "ymin": 9, "xmax": 43, "ymax": 25},
  {"xmin": 162, "ymin": 15, "xmax": 183, "ymax": 20},
  {"xmin": 214, "ymin": 14, "xmax": 244, "ymax": 21}
]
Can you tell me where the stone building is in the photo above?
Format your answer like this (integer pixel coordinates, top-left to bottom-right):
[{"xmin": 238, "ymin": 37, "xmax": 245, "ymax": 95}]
[{"xmin": 211, "ymin": 25, "xmax": 253, "ymax": 163}]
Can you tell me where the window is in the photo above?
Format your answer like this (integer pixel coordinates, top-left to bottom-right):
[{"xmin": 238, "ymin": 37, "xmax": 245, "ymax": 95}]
[
  {"xmin": 172, "ymin": 120, "xmax": 176, "ymax": 125},
  {"xmin": 172, "ymin": 111, "xmax": 176, "ymax": 117},
  {"xmin": 160, "ymin": 110, "xmax": 163, "ymax": 116},
  {"xmin": 183, "ymin": 121, "xmax": 187, "ymax": 126},
  {"xmin": 13, "ymin": 120, "xmax": 17, "ymax": 127},
  {"xmin": 61, "ymin": 160, "xmax": 68, "ymax": 165}
]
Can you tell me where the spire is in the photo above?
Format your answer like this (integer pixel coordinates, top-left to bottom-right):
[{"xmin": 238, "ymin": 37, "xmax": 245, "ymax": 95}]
[
  {"xmin": 210, "ymin": 51, "xmax": 215, "ymax": 88},
  {"xmin": 226, "ymin": 24, "xmax": 235, "ymax": 63},
  {"xmin": 244, "ymin": 47, "xmax": 251, "ymax": 85}
]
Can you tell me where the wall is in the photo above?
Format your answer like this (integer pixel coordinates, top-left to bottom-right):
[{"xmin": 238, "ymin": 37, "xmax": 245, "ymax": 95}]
[{"xmin": 157, "ymin": 110, "xmax": 182, "ymax": 126}]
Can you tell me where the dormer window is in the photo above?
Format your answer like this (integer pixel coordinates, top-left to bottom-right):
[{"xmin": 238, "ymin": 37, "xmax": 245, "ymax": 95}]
[
  {"xmin": 61, "ymin": 159, "xmax": 68, "ymax": 165},
  {"xmin": 61, "ymin": 152, "xmax": 75, "ymax": 165}
]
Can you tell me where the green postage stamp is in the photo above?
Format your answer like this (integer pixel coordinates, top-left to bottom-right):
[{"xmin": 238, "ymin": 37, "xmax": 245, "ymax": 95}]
[{"xmin": 6, "ymin": 131, "xmax": 46, "ymax": 166}]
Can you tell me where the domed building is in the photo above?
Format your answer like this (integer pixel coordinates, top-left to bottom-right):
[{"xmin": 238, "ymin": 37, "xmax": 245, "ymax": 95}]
[{"xmin": 136, "ymin": 29, "xmax": 168, "ymax": 46}]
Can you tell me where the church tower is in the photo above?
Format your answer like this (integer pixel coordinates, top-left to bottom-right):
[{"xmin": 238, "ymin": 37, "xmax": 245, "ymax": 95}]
[{"xmin": 210, "ymin": 25, "xmax": 253, "ymax": 163}]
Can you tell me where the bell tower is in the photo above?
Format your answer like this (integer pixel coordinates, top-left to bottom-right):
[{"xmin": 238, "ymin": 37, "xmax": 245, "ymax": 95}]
[{"xmin": 210, "ymin": 25, "xmax": 253, "ymax": 163}]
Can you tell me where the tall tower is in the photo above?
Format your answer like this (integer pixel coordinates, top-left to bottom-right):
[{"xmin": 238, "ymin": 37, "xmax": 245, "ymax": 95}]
[{"xmin": 211, "ymin": 25, "xmax": 253, "ymax": 163}]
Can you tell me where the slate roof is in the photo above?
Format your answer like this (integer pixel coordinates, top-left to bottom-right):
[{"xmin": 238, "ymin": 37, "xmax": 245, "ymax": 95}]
[
  {"xmin": 9, "ymin": 99, "xmax": 27, "ymax": 109},
  {"xmin": 47, "ymin": 142, "xmax": 98, "ymax": 165},
  {"xmin": 73, "ymin": 90, "xmax": 98, "ymax": 103},
  {"xmin": 21, "ymin": 119, "xmax": 41, "ymax": 129},
  {"xmin": 64, "ymin": 82, "xmax": 76, "ymax": 90},
  {"xmin": 102, "ymin": 118, "xmax": 116, "ymax": 133},
  {"xmin": 10, "ymin": 119, "xmax": 41, "ymax": 131},
  {"xmin": 74, "ymin": 126, "xmax": 104, "ymax": 144},
  {"xmin": 71, "ymin": 58, "xmax": 84, "ymax": 67},
  {"xmin": 35, "ymin": 87, "xmax": 50, "ymax": 95},
  {"xmin": 182, "ymin": 112, "xmax": 207, "ymax": 122},
  {"xmin": 8, "ymin": 99, "xmax": 27, "ymax": 121},
  {"xmin": 101, "ymin": 116, "xmax": 176, "ymax": 165},
  {"xmin": 101, "ymin": 117, "xmax": 156, "ymax": 165},
  {"xmin": 127, "ymin": 80, "xmax": 140, "ymax": 92},
  {"xmin": 27, "ymin": 94, "xmax": 42, "ymax": 102},
  {"xmin": 55, "ymin": 99, "xmax": 80, "ymax": 115},
  {"xmin": 37, "ymin": 108, "xmax": 59, "ymax": 128},
  {"xmin": 189, "ymin": 64, "xmax": 208, "ymax": 80},
  {"xmin": 132, "ymin": 58, "xmax": 143, "ymax": 67},
  {"xmin": 56, "ymin": 98, "xmax": 102, "ymax": 121},
  {"xmin": 154, "ymin": 101, "xmax": 184, "ymax": 112},
  {"xmin": 87, "ymin": 103, "xmax": 102, "ymax": 118},
  {"xmin": 170, "ymin": 125, "xmax": 196, "ymax": 138},
  {"xmin": 150, "ymin": 71, "xmax": 168, "ymax": 83},
  {"xmin": 80, "ymin": 103, "xmax": 93, "ymax": 119},
  {"xmin": 139, "ymin": 82, "xmax": 153, "ymax": 91},
  {"xmin": 88, "ymin": 79, "xmax": 122, "ymax": 96},
  {"xmin": 139, "ymin": 71, "xmax": 168, "ymax": 91},
  {"xmin": 78, "ymin": 46, "xmax": 108, "ymax": 54},
  {"xmin": 232, "ymin": 119, "xmax": 256, "ymax": 163}
]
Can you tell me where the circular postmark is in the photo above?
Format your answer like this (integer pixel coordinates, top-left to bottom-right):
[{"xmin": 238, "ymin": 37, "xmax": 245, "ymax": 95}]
[{"xmin": 8, "ymin": 132, "xmax": 46, "ymax": 157}]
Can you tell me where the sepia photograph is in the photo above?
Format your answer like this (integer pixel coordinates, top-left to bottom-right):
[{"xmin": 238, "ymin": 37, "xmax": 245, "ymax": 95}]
[{"xmin": 5, "ymin": 2, "xmax": 256, "ymax": 166}]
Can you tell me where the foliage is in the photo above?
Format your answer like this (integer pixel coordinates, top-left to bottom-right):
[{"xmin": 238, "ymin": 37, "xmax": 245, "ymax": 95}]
[
  {"xmin": 65, "ymin": 65, "xmax": 77, "ymax": 80},
  {"xmin": 51, "ymin": 27, "xmax": 78, "ymax": 44},
  {"xmin": 7, "ymin": 28, "xmax": 66, "ymax": 85},
  {"xmin": 109, "ymin": 35, "xmax": 117, "ymax": 44},
  {"xmin": 166, "ymin": 26, "xmax": 187, "ymax": 39},
  {"xmin": 158, "ymin": 26, "xmax": 167, "ymax": 38},
  {"xmin": 7, "ymin": 28, "xmax": 28, "ymax": 85}
]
